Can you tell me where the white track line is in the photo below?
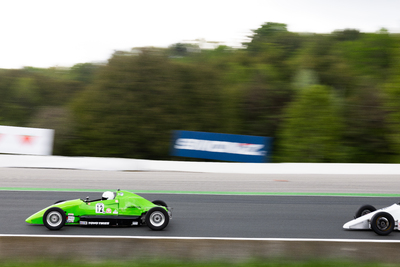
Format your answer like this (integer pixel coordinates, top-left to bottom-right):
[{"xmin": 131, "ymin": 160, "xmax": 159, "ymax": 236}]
[{"xmin": 1, "ymin": 234, "xmax": 400, "ymax": 243}]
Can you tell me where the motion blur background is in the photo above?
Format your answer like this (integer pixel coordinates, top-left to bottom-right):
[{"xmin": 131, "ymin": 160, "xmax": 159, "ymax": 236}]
[{"xmin": 1, "ymin": 1, "xmax": 400, "ymax": 164}]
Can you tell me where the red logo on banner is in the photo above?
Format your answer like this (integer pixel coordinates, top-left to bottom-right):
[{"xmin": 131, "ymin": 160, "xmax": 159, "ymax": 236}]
[{"xmin": 21, "ymin": 135, "xmax": 35, "ymax": 144}]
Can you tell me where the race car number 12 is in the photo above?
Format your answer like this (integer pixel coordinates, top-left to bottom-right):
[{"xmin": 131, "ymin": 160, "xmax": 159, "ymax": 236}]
[{"xmin": 96, "ymin": 203, "xmax": 104, "ymax": 213}]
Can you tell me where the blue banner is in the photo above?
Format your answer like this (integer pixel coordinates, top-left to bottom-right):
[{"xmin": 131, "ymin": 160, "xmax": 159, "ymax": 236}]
[{"xmin": 171, "ymin": 130, "xmax": 272, "ymax": 163}]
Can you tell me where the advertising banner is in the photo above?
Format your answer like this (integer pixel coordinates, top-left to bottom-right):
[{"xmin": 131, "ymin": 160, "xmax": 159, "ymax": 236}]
[
  {"xmin": 0, "ymin": 125, "xmax": 54, "ymax": 155},
  {"xmin": 171, "ymin": 130, "xmax": 272, "ymax": 163}
]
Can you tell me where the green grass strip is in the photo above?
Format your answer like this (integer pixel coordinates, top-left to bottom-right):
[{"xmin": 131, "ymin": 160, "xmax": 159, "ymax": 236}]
[
  {"xmin": 1, "ymin": 187, "xmax": 400, "ymax": 197},
  {"xmin": 0, "ymin": 259, "xmax": 392, "ymax": 267}
]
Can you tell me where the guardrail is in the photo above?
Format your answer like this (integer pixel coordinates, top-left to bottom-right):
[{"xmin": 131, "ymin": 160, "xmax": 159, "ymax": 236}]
[
  {"xmin": 2, "ymin": 154, "xmax": 400, "ymax": 174},
  {"xmin": 1, "ymin": 235, "xmax": 400, "ymax": 263}
]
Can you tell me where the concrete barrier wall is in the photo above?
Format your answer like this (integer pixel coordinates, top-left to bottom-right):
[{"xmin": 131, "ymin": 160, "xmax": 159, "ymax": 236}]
[
  {"xmin": 2, "ymin": 154, "xmax": 400, "ymax": 174},
  {"xmin": 1, "ymin": 235, "xmax": 400, "ymax": 263}
]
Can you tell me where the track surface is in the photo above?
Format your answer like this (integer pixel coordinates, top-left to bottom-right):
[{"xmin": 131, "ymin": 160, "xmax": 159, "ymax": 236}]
[
  {"xmin": 2, "ymin": 191, "xmax": 400, "ymax": 240},
  {"xmin": 2, "ymin": 168, "xmax": 400, "ymax": 239}
]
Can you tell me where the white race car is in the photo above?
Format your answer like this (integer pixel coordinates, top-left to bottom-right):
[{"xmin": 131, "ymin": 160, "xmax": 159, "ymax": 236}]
[{"xmin": 343, "ymin": 203, "xmax": 400, "ymax": 235}]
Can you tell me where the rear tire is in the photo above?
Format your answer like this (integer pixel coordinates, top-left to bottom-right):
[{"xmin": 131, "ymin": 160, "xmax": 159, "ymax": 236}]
[
  {"xmin": 152, "ymin": 200, "xmax": 167, "ymax": 207},
  {"xmin": 355, "ymin": 204, "xmax": 376, "ymax": 218},
  {"xmin": 145, "ymin": 207, "xmax": 169, "ymax": 231},
  {"xmin": 43, "ymin": 207, "xmax": 66, "ymax": 230},
  {"xmin": 371, "ymin": 211, "xmax": 394, "ymax": 236}
]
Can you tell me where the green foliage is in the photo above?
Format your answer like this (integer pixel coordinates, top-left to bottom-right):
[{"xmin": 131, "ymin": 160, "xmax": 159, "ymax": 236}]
[
  {"xmin": 292, "ymin": 69, "xmax": 319, "ymax": 90},
  {"xmin": 383, "ymin": 78, "xmax": 400, "ymax": 161},
  {"xmin": 275, "ymin": 85, "xmax": 345, "ymax": 162},
  {"xmin": 332, "ymin": 29, "xmax": 362, "ymax": 42},
  {"xmin": 334, "ymin": 32, "xmax": 396, "ymax": 80},
  {"xmin": 0, "ymin": 70, "xmax": 25, "ymax": 125},
  {"xmin": 28, "ymin": 106, "xmax": 75, "ymax": 155},
  {"xmin": 69, "ymin": 49, "xmax": 224, "ymax": 159},
  {"xmin": 245, "ymin": 22, "xmax": 289, "ymax": 53},
  {"xmin": 1, "ymin": 22, "xmax": 400, "ymax": 162},
  {"xmin": 344, "ymin": 79, "xmax": 393, "ymax": 163},
  {"xmin": 239, "ymin": 64, "xmax": 293, "ymax": 138},
  {"xmin": 70, "ymin": 63, "xmax": 100, "ymax": 84}
]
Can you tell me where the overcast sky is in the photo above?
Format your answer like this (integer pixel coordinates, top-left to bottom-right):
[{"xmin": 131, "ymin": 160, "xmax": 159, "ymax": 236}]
[{"xmin": 1, "ymin": 0, "xmax": 399, "ymax": 69}]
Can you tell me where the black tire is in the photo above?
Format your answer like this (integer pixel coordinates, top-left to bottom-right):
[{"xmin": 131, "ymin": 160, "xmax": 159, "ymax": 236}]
[
  {"xmin": 43, "ymin": 207, "xmax": 66, "ymax": 230},
  {"xmin": 152, "ymin": 200, "xmax": 168, "ymax": 208},
  {"xmin": 145, "ymin": 207, "xmax": 169, "ymax": 231},
  {"xmin": 54, "ymin": 200, "xmax": 66, "ymax": 204},
  {"xmin": 371, "ymin": 211, "xmax": 394, "ymax": 236},
  {"xmin": 355, "ymin": 204, "xmax": 376, "ymax": 218}
]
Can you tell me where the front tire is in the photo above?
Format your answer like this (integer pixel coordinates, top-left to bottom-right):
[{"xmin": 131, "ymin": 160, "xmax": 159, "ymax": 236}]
[
  {"xmin": 355, "ymin": 204, "xmax": 376, "ymax": 218},
  {"xmin": 145, "ymin": 207, "xmax": 169, "ymax": 231},
  {"xmin": 152, "ymin": 200, "xmax": 167, "ymax": 207},
  {"xmin": 371, "ymin": 212, "xmax": 394, "ymax": 236},
  {"xmin": 43, "ymin": 207, "xmax": 66, "ymax": 230}
]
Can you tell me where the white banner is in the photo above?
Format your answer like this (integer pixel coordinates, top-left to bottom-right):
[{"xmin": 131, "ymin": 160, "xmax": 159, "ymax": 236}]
[{"xmin": 0, "ymin": 125, "xmax": 54, "ymax": 155}]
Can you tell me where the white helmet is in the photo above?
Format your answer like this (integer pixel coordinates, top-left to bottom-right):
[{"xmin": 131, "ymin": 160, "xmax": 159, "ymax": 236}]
[{"xmin": 102, "ymin": 191, "xmax": 115, "ymax": 200}]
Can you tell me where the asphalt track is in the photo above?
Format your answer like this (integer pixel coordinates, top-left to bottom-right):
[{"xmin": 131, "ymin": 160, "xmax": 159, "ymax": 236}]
[
  {"xmin": 1, "ymin": 168, "xmax": 400, "ymax": 240},
  {"xmin": 1, "ymin": 190, "xmax": 400, "ymax": 240}
]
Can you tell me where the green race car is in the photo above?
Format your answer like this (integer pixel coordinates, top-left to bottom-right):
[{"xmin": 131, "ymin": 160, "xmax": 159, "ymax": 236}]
[{"xmin": 26, "ymin": 189, "xmax": 172, "ymax": 231}]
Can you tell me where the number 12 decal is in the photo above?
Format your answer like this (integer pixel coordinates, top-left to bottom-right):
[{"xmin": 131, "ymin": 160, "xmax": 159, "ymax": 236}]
[{"xmin": 96, "ymin": 203, "xmax": 104, "ymax": 213}]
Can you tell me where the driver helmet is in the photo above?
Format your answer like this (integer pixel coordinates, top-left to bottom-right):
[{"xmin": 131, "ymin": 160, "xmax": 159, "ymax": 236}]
[{"xmin": 102, "ymin": 191, "xmax": 115, "ymax": 200}]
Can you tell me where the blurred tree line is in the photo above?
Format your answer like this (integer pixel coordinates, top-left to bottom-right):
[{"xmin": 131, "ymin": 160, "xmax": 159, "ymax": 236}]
[{"xmin": 1, "ymin": 22, "xmax": 400, "ymax": 163}]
